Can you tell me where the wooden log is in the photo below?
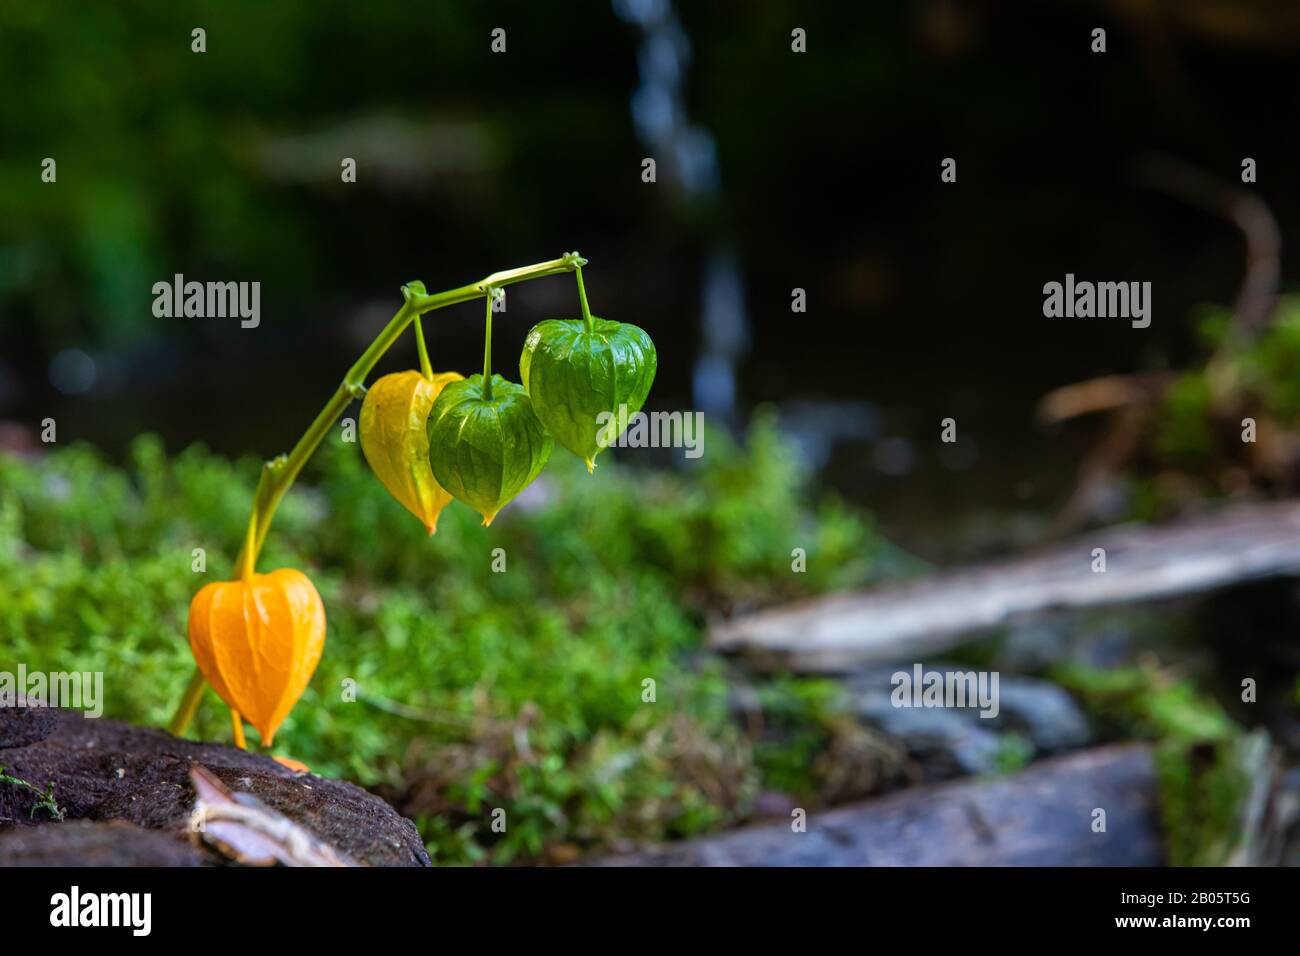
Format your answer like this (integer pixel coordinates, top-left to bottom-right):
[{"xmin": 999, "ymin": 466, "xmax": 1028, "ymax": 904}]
[
  {"xmin": 589, "ymin": 744, "xmax": 1162, "ymax": 866},
  {"xmin": 710, "ymin": 500, "xmax": 1300, "ymax": 672},
  {"xmin": 0, "ymin": 705, "xmax": 430, "ymax": 866}
]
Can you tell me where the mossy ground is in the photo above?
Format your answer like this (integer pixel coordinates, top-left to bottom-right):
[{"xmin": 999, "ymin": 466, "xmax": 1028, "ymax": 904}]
[{"xmin": 0, "ymin": 414, "xmax": 898, "ymax": 863}]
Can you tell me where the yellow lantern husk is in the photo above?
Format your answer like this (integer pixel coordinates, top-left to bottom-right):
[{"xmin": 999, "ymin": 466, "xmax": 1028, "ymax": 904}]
[{"xmin": 359, "ymin": 370, "xmax": 463, "ymax": 533}]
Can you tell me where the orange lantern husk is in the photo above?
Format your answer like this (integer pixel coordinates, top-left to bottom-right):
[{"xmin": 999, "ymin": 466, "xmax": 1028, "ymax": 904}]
[{"xmin": 187, "ymin": 568, "xmax": 326, "ymax": 746}]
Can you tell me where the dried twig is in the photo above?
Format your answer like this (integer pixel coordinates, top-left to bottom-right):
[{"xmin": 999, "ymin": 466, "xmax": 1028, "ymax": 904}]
[
  {"xmin": 1133, "ymin": 153, "xmax": 1280, "ymax": 338},
  {"xmin": 189, "ymin": 764, "xmax": 355, "ymax": 866}
]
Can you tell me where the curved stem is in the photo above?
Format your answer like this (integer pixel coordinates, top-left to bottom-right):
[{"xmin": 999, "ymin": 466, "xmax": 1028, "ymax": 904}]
[
  {"xmin": 168, "ymin": 668, "xmax": 207, "ymax": 737},
  {"xmin": 238, "ymin": 495, "xmax": 259, "ymax": 581},
  {"xmin": 575, "ymin": 267, "xmax": 594, "ymax": 334},
  {"xmin": 168, "ymin": 252, "xmax": 588, "ymax": 737}
]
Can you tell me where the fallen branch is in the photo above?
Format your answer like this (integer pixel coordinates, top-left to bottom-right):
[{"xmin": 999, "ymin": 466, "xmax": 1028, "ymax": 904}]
[
  {"xmin": 589, "ymin": 744, "xmax": 1162, "ymax": 866},
  {"xmin": 710, "ymin": 499, "xmax": 1300, "ymax": 672}
]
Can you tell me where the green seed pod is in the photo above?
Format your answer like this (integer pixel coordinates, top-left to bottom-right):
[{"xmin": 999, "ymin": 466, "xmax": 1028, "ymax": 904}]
[
  {"xmin": 520, "ymin": 317, "xmax": 657, "ymax": 473},
  {"xmin": 427, "ymin": 374, "xmax": 553, "ymax": 526}
]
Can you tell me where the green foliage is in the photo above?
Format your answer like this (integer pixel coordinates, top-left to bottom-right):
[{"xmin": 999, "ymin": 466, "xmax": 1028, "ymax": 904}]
[
  {"xmin": 990, "ymin": 732, "xmax": 1034, "ymax": 775},
  {"xmin": 1051, "ymin": 665, "xmax": 1237, "ymax": 742},
  {"xmin": 1226, "ymin": 298, "xmax": 1300, "ymax": 420},
  {"xmin": 750, "ymin": 677, "xmax": 845, "ymax": 798},
  {"xmin": 1152, "ymin": 373, "xmax": 1216, "ymax": 467},
  {"xmin": 1152, "ymin": 737, "xmax": 1252, "ymax": 868},
  {"xmin": 1051, "ymin": 664, "xmax": 1249, "ymax": 866},
  {"xmin": 0, "ymin": 413, "xmax": 889, "ymax": 863},
  {"xmin": 1154, "ymin": 296, "xmax": 1300, "ymax": 468},
  {"xmin": 0, "ymin": 765, "xmax": 65, "ymax": 821}
]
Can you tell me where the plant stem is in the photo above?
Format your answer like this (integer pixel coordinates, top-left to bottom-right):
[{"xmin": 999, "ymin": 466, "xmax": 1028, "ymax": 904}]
[
  {"xmin": 238, "ymin": 494, "xmax": 259, "ymax": 581},
  {"xmin": 168, "ymin": 668, "xmax": 207, "ymax": 737},
  {"xmin": 482, "ymin": 292, "xmax": 495, "ymax": 400},
  {"xmin": 167, "ymin": 252, "xmax": 587, "ymax": 738},
  {"xmin": 575, "ymin": 267, "xmax": 594, "ymax": 334},
  {"xmin": 414, "ymin": 316, "xmax": 433, "ymax": 379}
]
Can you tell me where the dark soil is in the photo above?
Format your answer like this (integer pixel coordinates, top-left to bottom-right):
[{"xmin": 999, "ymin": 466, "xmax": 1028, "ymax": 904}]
[{"xmin": 0, "ymin": 702, "xmax": 430, "ymax": 866}]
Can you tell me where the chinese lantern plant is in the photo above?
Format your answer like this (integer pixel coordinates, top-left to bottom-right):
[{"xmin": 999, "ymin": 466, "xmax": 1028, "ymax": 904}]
[
  {"xmin": 520, "ymin": 269, "xmax": 656, "ymax": 473},
  {"xmin": 169, "ymin": 253, "xmax": 657, "ymax": 750}
]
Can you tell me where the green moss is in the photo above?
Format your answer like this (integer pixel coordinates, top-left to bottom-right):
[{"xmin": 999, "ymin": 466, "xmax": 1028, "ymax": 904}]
[
  {"xmin": 990, "ymin": 732, "xmax": 1034, "ymax": 775},
  {"xmin": 0, "ymin": 765, "xmax": 64, "ymax": 821},
  {"xmin": 1153, "ymin": 373, "xmax": 1216, "ymax": 467},
  {"xmin": 750, "ymin": 677, "xmax": 845, "ymax": 798},
  {"xmin": 0, "ymin": 412, "xmax": 891, "ymax": 863},
  {"xmin": 1238, "ymin": 300, "xmax": 1300, "ymax": 420},
  {"xmin": 1153, "ymin": 738, "xmax": 1250, "ymax": 867},
  {"xmin": 1152, "ymin": 296, "xmax": 1300, "ymax": 472},
  {"xmin": 1051, "ymin": 664, "xmax": 1249, "ymax": 866}
]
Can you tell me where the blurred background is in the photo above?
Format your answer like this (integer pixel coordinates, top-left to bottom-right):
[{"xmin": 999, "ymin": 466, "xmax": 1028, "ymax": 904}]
[
  {"xmin": 3, "ymin": 0, "xmax": 1300, "ymax": 865},
  {"xmin": 3, "ymin": 0, "xmax": 1299, "ymax": 556}
]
